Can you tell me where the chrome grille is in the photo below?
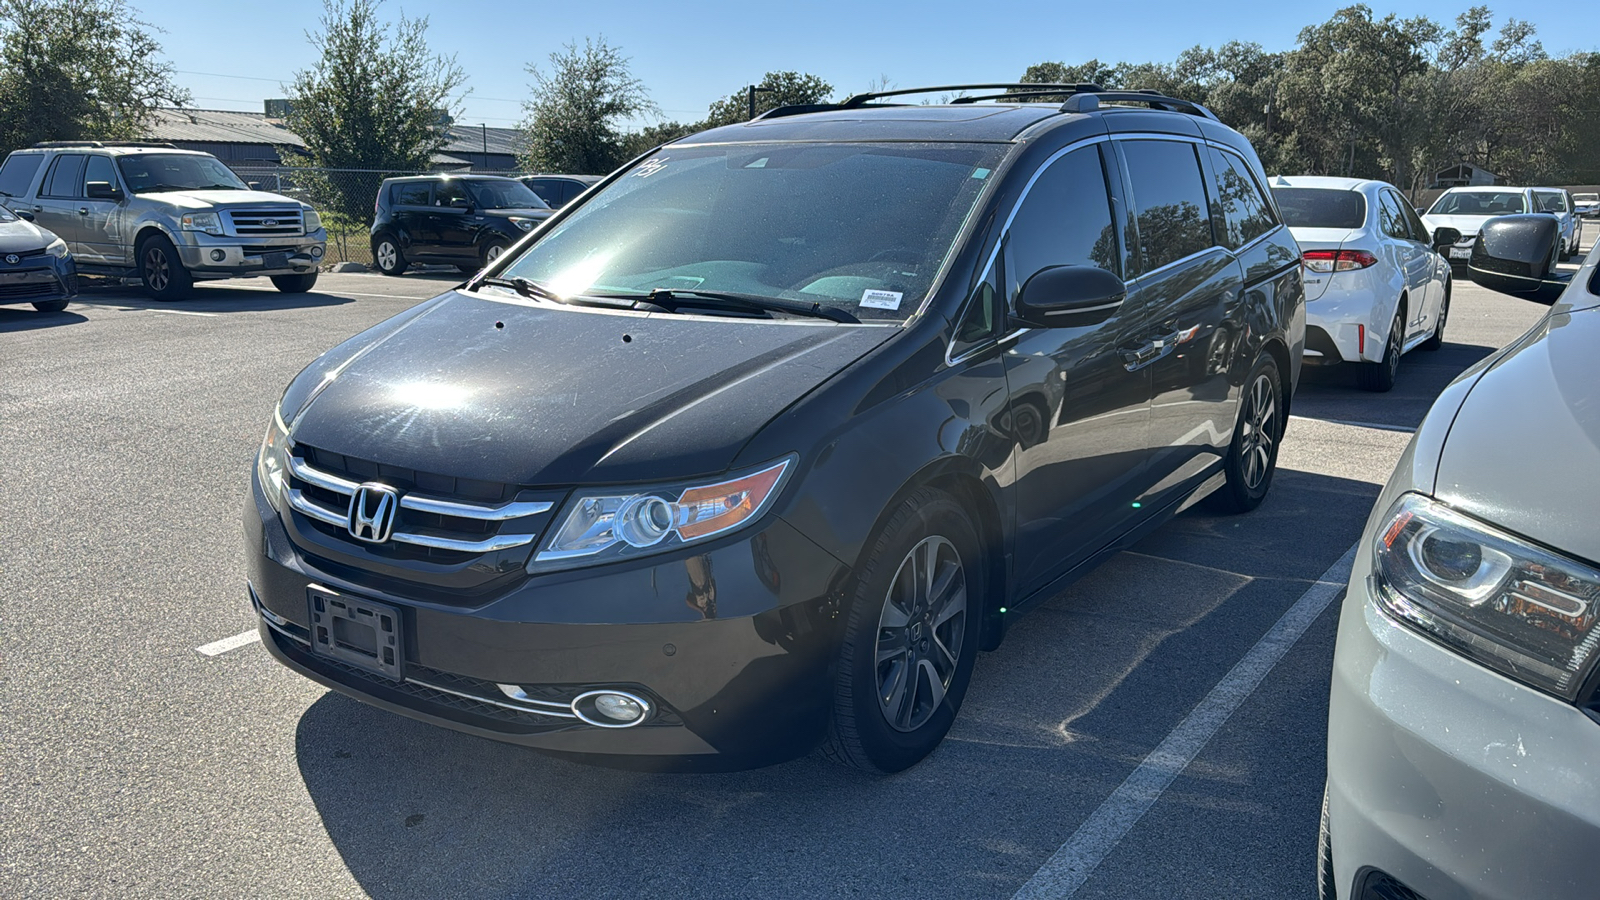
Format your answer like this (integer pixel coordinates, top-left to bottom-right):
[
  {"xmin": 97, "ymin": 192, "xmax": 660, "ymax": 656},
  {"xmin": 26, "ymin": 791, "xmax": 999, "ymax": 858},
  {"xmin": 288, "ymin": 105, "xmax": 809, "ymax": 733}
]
[
  {"xmin": 226, "ymin": 207, "xmax": 303, "ymax": 236},
  {"xmin": 283, "ymin": 445, "xmax": 555, "ymax": 558}
]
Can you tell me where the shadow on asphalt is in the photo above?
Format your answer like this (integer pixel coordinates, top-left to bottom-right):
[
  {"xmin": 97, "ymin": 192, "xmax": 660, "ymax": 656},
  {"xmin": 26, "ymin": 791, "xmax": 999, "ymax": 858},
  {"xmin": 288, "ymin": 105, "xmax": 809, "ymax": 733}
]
[
  {"xmin": 71, "ymin": 285, "xmax": 356, "ymax": 313},
  {"xmin": 291, "ymin": 467, "xmax": 1383, "ymax": 900},
  {"xmin": 1290, "ymin": 339, "xmax": 1500, "ymax": 431},
  {"xmin": 0, "ymin": 306, "xmax": 88, "ymax": 332}
]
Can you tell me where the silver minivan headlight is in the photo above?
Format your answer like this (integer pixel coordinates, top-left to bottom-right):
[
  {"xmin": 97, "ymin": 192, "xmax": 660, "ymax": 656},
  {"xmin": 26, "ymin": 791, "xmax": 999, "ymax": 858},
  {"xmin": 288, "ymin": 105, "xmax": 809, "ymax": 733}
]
[{"xmin": 1373, "ymin": 493, "xmax": 1600, "ymax": 699}]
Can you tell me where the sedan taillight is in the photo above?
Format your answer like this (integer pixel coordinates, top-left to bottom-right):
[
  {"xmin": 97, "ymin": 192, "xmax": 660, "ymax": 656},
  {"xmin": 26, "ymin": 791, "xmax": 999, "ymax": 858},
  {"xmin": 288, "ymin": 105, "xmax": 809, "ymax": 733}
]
[{"xmin": 1302, "ymin": 249, "xmax": 1378, "ymax": 273}]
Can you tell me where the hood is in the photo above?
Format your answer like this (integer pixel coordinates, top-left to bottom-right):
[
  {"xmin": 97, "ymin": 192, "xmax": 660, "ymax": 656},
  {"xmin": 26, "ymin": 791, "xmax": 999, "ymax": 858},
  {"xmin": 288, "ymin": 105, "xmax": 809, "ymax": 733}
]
[
  {"xmin": 137, "ymin": 189, "xmax": 305, "ymax": 211},
  {"xmin": 1422, "ymin": 213, "xmax": 1506, "ymax": 239},
  {"xmin": 1433, "ymin": 304, "xmax": 1600, "ymax": 564},
  {"xmin": 286, "ymin": 291, "xmax": 893, "ymax": 486},
  {"xmin": 0, "ymin": 216, "xmax": 55, "ymax": 253}
]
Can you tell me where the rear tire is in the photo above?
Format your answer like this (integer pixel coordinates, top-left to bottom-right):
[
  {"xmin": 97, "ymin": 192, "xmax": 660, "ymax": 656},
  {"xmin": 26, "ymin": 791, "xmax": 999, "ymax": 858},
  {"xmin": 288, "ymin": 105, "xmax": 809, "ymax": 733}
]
[
  {"xmin": 1357, "ymin": 311, "xmax": 1403, "ymax": 392},
  {"xmin": 822, "ymin": 488, "xmax": 984, "ymax": 774},
  {"xmin": 138, "ymin": 234, "xmax": 192, "ymax": 301},
  {"xmin": 32, "ymin": 298, "xmax": 69, "ymax": 312},
  {"xmin": 1420, "ymin": 283, "xmax": 1448, "ymax": 351},
  {"xmin": 1205, "ymin": 353, "xmax": 1283, "ymax": 514},
  {"xmin": 270, "ymin": 273, "xmax": 318, "ymax": 293},
  {"xmin": 372, "ymin": 235, "xmax": 407, "ymax": 276}
]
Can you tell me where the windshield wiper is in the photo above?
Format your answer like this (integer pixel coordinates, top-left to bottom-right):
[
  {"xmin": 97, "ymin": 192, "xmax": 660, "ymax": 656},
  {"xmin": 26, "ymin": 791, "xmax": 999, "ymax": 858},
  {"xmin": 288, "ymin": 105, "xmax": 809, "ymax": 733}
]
[
  {"xmin": 627, "ymin": 288, "xmax": 860, "ymax": 323},
  {"xmin": 473, "ymin": 276, "xmax": 641, "ymax": 311}
]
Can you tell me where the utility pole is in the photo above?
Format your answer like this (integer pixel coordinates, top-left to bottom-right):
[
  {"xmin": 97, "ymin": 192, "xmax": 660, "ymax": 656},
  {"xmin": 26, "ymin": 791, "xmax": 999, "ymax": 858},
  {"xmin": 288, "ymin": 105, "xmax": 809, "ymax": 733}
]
[{"xmin": 481, "ymin": 123, "xmax": 488, "ymax": 164}]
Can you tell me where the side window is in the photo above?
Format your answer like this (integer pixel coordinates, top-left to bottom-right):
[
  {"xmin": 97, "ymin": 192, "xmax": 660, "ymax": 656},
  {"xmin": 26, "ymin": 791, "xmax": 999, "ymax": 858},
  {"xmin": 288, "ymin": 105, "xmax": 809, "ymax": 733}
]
[
  {"xmin": 0, "ymin": 153, "xmax": 45, "ymax": 198},
  {"xmin": 393, "ymin": 183, "xmax": 431, "ymax": 206},
  {"xmin": 525, "ymin": 179, "xmax": 558, "ymax": 205},
  {"xmin": 435, "ymin": 181, "xmax": 469, "ymax": 208},
  {"xmin": 42, "ymin": 154, "xmax": 85, "ymax": 198},
  {"xmin": 560, "ymin": 181, "xmax": 584, "ymax": 204},
  {"xmin": 1377, "ymin": 192, "xmax": 1409, "ymax": 241},
  {"xmin": 1005, "ymin": 144, "xmax": 1120, "ymax": 305},
  {"xmin": 1206, "ymin": 147, "xmax": 1276, "ymax": 249},
  {"xmin": 1120, "ymin": 140, "xmax": 1214, "ymax": 272},
  {"xmin": 82, "ymin": 156, "xmax": 115, "ymax": 193},
  {"xmin": 1399, "ymin": 199, "xmax": 1431, "ymax": 243}
]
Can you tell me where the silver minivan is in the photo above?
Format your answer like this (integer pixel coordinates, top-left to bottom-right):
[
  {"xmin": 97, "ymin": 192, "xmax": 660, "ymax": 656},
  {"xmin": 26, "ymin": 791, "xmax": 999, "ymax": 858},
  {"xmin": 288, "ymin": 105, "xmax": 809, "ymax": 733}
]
[{"xmin": 0, "ymin": 142, "xmax": 327, "ymax": 300}]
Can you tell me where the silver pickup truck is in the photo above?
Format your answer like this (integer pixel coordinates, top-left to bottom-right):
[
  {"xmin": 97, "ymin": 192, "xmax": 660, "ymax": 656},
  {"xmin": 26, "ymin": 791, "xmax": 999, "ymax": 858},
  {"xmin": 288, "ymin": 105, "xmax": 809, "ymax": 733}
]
[{"xmin": 0, "ymin": 142, "xmax": 327, "ymax": 300}]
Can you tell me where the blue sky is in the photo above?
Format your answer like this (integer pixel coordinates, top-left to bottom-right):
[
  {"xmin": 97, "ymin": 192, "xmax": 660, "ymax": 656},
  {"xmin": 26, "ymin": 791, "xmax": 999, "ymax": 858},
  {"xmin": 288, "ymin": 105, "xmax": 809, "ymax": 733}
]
[{"xmin": 143, "ymin": 0, "xmax": 1587, "ymax": 129}]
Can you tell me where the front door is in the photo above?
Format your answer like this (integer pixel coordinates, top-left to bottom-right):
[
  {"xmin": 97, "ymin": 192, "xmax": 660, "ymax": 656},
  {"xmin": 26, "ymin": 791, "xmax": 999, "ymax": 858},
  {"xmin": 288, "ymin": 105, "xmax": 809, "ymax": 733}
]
[
  {"xmin": 1378, "ymin": 189, "xmax": 1433, "ymax": 341},
  {"xmin": 74, "ymin": 155, "xmax": 123, "ymax": 265},
  {"xmin": 1003, "ymin": 142, "xmax": 1153, "ymax": 599},
  {"xmin": 430, "ymin": 180, "xmax": 476, "ymax": 260}
]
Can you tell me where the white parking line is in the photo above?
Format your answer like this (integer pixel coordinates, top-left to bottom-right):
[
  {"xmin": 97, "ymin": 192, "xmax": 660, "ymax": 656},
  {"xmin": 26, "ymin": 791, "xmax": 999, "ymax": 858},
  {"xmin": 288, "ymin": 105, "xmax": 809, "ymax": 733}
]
[
  {"xmin": 1290, "ymin": 414, "xmax": 1415, "ymax": 434},
  {"xmin": 1011, "ymin": 543, "xmax": 1357, "ymax": 900},
  {"xmin": 195, "ymin": 629, "xmax": 261, "ymax": 657},
  {"xmin": 149, "ymin": 309, "xmax": 220, "ymax": 317}
]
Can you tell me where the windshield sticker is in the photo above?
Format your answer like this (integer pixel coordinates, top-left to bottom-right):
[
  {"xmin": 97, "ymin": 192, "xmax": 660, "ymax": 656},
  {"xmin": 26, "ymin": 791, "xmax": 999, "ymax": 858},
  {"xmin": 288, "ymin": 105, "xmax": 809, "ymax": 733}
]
[
  {"xmin": 633, "ymin": 157, "xmax": 670, "ymax": 178},
  {"xmin": 860, "ymin": 289, "xmax": 903, "ymax": 310},
  {"xmin": 971, "ymin": 168, "xmax": 991, "ymax": 180}
]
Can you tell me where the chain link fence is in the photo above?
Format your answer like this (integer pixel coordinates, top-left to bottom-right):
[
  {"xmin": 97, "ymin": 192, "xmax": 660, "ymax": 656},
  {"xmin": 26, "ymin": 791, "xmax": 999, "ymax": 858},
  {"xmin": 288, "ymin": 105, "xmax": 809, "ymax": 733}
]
[{"xmin": 227, "ymin": 165, "xmax": 524, "ymax": 266}]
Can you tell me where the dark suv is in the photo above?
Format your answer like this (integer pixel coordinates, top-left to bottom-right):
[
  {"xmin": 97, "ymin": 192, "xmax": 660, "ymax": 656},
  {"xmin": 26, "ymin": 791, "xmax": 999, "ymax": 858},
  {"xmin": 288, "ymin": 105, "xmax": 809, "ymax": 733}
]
[
  {"xmin": 520, "ymin": 173, "xmax": 602, "ymax": 209},
  {"xmin": 370, "ymin": 174, "xmax": 553, "ymax": 275},
  {"xmin": 249, "ymin": 85, "xmax": 1305, "ymax": 773}
]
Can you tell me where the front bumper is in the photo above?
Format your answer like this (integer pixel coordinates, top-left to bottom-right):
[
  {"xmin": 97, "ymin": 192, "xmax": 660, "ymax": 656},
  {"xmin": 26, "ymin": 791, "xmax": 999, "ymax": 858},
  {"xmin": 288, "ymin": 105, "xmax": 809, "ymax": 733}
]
[
  {"xmin": 245, "ymin": 470, "xmax": 851, "ymax": 769},
  {"xmin": 176, "ymin": 230, "xmax": 327, "ymax": 276},
  {"xmin": 0, "ymin": 253, "xmax": 77, "ymax": 306},
  {"xmin": 1328, "ymin": 541, "xmax": 1600, "ymax": 899}
]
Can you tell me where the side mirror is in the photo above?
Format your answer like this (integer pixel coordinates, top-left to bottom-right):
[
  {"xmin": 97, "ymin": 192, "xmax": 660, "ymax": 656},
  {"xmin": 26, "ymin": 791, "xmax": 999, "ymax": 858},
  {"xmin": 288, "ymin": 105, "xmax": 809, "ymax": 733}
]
[
  {"xmin": 1431, "ymin": 226, "xmax": 1461, "ymax": 252},
  {"xmin": 247, "ymin": 181, "xmax": 261, "ymax": 190},
  {"xmin": 1465, "ymin": 214, "xmax": 1571, "ymax": 305},
  {"xmin": 449, "ymin": 197, "xmax": 472, "ymax": 211},
  {"xmin": 85, "ymin": 181, "xmax": 123, "ymax": 201},
  {"xmin": 15, "ymin": 209, "xmax": 35, "ymax": 221},
  {"xmin": 1015, "ymin": 265, "xmax": 1127, "ymax": 327}
]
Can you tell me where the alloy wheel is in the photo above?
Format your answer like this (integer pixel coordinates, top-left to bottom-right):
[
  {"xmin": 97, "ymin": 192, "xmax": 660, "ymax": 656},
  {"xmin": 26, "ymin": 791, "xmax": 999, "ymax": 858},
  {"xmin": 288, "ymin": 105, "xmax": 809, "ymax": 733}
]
[
  {"xmin": 485, "ymin": 244, "xmax": 506, "ymax": 264},
  {"xmin": 145, "ymin": 247, "xmax": 169, "ymax": 291},
  {"xmin": 1238, "ymin": 373, "xmax": 1278, "ymax": 492},
  {"xmin": 376, "ymin": 241, "xmax": 397, "ymax": 271},
  {"xmin": 875, "ymin": 535, "xmax": 967, "ymax": 733}
]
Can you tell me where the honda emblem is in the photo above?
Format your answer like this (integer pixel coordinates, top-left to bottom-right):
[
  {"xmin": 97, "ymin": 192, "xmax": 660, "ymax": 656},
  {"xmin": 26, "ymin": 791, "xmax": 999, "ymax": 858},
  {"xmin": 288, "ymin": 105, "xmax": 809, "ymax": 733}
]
[{"xmin": 347, "ymin": 483, "xmax": 399, "ymax": 543}]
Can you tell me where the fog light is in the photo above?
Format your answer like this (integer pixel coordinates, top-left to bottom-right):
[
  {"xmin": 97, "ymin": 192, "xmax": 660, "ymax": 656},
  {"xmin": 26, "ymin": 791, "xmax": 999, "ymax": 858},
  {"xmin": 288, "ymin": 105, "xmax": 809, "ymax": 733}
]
[
  {"xmin": 571, "ymin": 689, "xmax": 651, "ymax": 727},
  {"xmin": 596, "ymin": 694, "xmax": 642, "ymax": 721},
  {"xmin": 209, "ymin": 249, "xmax": 226, "ymax": 262},
  {"xmin": 310, "ymin": 246, "xmax": 324, "ymax": 259}
]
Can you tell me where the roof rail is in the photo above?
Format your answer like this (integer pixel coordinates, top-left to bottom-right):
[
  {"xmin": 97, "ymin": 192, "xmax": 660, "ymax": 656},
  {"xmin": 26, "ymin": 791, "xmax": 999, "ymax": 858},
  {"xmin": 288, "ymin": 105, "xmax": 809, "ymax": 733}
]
[
  {"xmin": 1061, "ymin": 91, "xmax": 1219, "ymax": 121},
  {"xmin": 949, "ymin": 86, "xmax": 1107, "ymax": 104},
  {"xmin": 30, "ymin": 141, "xmax": 178, "ymax": 149},
  {"xmin": 837, "ymin": 83, "xmax": 1106, "ymax": 108}
]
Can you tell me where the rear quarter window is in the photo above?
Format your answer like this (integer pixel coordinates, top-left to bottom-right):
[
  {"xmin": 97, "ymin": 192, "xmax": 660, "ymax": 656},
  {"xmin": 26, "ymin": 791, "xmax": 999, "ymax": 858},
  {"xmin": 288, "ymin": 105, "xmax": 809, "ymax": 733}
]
[
  {"xmin": 1120, "ymin": 140, "xmax": 1215, "ymax": 272},
  {"xmin": 0, "ymin": 153, "xmax": 44, "ymax": 199},
  {"xmin": 1205, "ymin": 148, "xmax": 1276, "ymax": 249},
  {"xmin": 392, "ymin": 183, "xmax": 432, "ymax": 206}
]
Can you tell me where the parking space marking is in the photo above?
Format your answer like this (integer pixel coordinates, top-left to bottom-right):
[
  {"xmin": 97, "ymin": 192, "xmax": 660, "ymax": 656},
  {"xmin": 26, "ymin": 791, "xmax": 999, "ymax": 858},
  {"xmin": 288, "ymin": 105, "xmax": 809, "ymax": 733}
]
[
  {"xmin": 1011, "ymin": 543, "xmax": 1357, "ymax": 900},
  {"xmin": 1290, "ymin": 414, "xmax": 1415, "ymax": 434},
  {"xmin": 196, "ymin": 629, "xmax": 261, "ymax": 657},
  {"xmin": 149, "ymin": 309, "xmax": 221, "ymax": 317}
]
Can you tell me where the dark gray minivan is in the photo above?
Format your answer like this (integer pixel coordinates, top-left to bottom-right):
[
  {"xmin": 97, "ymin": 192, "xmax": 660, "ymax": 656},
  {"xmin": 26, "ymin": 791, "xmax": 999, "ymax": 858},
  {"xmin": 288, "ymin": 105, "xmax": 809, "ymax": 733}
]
[{"xmin": 248, "ymin": 85, "xmax": 1306, "ymax": 773}]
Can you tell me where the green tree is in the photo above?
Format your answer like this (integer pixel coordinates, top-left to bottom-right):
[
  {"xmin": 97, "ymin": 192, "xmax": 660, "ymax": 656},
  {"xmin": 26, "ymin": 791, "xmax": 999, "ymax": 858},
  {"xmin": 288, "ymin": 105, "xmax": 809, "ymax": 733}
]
[
  {"xmin": 702, "ymin": 71, "xmax": 833, "ymax": 127},
  {"xmin": 520, "ymin": 37, "xmax": 655, "ymax": 175},
  {"xmin": 0, "ymin": 0, "xmax": 188, "ymax": 157},
  {"xmin": 285, "ymin": 0, "xmax": 465, "ymax": 223},
  {"xmin": 619, "ymin": 120, "xmax": 698, "ymax": 160}
]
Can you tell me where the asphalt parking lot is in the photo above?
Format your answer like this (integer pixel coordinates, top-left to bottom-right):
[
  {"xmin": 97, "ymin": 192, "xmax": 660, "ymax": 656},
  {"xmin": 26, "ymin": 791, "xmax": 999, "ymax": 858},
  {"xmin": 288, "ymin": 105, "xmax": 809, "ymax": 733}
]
[{"xmin": 2, "ymin": 230, "xmax": 1592, "ymax": 899}]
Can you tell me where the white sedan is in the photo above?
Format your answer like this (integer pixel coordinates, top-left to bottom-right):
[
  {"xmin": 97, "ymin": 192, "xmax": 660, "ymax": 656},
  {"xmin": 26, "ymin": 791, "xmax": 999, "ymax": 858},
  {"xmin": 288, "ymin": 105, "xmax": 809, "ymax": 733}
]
[{"xmin": 1270, "ymin": 176, "xmax": 1452, "ymax": 392}]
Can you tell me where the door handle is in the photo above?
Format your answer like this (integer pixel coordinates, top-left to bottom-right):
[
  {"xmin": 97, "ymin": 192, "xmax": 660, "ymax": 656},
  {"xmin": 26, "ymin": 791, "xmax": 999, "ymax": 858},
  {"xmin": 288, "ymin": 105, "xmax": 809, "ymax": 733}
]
[
  {"xmin": 32, "ymin": 205, "xmax": 42, "ymax": 212},
  {"xmin": 1122, "ymin": 341, "xmax": 1161, "ymax": 369},
  {"xmin": 78, "ymin": 207, "xmax": 89, "ymax": 215}
]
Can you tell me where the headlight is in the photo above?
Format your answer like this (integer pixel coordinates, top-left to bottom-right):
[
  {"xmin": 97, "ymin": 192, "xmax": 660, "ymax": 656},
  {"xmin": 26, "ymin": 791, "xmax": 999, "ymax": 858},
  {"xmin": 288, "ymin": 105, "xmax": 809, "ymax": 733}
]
[
  {"xmin": 509, "ymin": 217, "xmax": 535, "ymax": 232},
  {"xmin": 531, "ymin": 458, "xmax": 793, "ymax": 572},
  {"xmin": 256, "ymin": 407, "xmax": 291, "ymax": 510},
  {"xmin": 302, "ymin": 208, "xmax": 322, "ymax": 232},
  {"xmin": 45, "ymin": 237, "xmax": 68, "ymax": 258},
  {"xmin": 1373, "ymin": 493, "xmax": 1600, "ymax": 699},
  {"xmin": 180, "ymin": 212, "xmax": 224, "ymax": 236}
]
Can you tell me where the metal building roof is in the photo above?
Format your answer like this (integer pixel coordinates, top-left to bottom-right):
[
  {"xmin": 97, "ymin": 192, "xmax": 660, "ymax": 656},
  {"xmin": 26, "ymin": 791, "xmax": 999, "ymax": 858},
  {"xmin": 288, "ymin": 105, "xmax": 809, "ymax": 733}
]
[{"xmin": 144, "ymin": 108, "xmax": 526, "ymax": 158}]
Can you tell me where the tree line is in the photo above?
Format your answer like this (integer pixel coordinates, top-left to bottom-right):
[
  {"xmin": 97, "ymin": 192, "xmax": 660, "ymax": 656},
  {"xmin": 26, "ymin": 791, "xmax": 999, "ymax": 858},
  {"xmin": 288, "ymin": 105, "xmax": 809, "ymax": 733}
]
[{"xmin": 2, "ymin": 0, "xmax": 1594, "ymax": 227}]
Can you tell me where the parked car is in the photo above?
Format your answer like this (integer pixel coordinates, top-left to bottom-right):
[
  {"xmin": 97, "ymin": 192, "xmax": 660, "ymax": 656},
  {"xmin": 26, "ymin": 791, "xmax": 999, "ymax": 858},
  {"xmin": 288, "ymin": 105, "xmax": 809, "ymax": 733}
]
[
  {"xmin": 0, "ymin": 142, "xmax": 326, "ymax": 300},
  {"xmin": 248, "ymin": 85, "xmax": 1305, "ymax": 773},
  {"xmin": 1322, "ymin": 213, "xmax": 1600, "ymax": 900},
  {"xmin": 370, "ymin": 174, "xmax": 554, "ymax": 276},
  {"xmin": 1423, "ymin": 185, "xmax": 1582, "ymax": 264},
  {"xmin": 1272, "ymin": 176, "xmax": 1452, "ymax": 391},
  {"xmin": 519, "ymin": 173, "xmax": 602, "ymax": 209},
  {"xmin": 0, "ymin": 203, "xmax": 76, "ymax": 312},
  {"xmin": 1574, "ymin": 192, "xmax": 1599, "ymax": 219}
]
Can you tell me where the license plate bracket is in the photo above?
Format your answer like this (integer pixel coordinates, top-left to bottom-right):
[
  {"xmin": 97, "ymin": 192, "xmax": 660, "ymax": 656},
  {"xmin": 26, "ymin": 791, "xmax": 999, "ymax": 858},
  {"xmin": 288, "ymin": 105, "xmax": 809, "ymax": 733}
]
[
  {"xmin": 263, "ymin": 251, "xmax": 289, "ymax": 269},
  {"xmin": 308, "ymin": 586, "xmax": 403, "ymax": 680}
]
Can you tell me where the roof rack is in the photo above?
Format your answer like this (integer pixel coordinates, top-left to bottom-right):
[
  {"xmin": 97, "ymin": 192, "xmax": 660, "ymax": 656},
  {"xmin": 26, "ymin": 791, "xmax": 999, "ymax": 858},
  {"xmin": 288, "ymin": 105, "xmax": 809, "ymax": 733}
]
[
  {"xmin": 753, "ymin": 83, "xmax": 1219, "ymax": 124},
  {"xmin": 30, "ymin": 141, "xmax": 178, "ymax": 149},
  {"xmin": 836, "ymin": 83, "xmax": 1105, "ymax": 108}
]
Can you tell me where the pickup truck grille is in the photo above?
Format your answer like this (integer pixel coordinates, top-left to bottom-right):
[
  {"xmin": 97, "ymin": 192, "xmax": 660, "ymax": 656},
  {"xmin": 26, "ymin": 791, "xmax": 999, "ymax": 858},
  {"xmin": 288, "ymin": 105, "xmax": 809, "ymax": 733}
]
[{"xmin": 227, "ymin": 207, "xmax": 304, "ymax": 236}]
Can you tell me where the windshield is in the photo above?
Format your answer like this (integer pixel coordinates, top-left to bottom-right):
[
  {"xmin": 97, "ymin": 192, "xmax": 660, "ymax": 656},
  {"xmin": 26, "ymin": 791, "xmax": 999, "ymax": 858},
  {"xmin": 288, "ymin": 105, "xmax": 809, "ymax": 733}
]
[
  {"xmin": 115, "ymin": 154, "xmax": 249, "ymax": 193},
  {"xmin": 1272, "ymin": 188, "xmax": 1366, "ymax": 229},
  {"xmin": 469, "ymin": 179, "xmax": 548, "ymax": 210},
  {"xmin": 1428, "ymin": 190, "xmax": 1527, "ymax": 217},
  {"xmin": 500, "ymin": 142, "xmax": 1005, "ymax": 322}
]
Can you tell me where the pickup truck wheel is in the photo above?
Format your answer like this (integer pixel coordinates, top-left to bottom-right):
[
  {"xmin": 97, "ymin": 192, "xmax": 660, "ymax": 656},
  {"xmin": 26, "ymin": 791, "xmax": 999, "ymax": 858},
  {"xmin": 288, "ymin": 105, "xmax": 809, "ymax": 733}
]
[
  {"xmin": 821, "ymin": 488, "xmax": 983, "ymax": 774},
  {"xmin": 1205, "ymin": 353, "xmax": 1283, "ymax": 514},
  {"xmin": 32, "ymin": 298, "xmax": 69, "ymax": 312},
  {"xmin": 373, "ymin": 236, "xmax": 406, "ymax": 276},
  {"xmin": 270, "ymin": 273, "xmax": 318, "ymax": 293},
  {"xmin": 138, "ymin": 235, "xmax": 192, "ymax": 301}
]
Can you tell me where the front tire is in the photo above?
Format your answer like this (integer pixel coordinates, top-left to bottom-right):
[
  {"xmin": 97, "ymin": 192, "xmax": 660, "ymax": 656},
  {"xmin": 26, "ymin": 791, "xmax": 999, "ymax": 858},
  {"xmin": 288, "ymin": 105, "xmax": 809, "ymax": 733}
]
[
  {"xmin": 138, "ymin": 235, "xmax": 192, "ymax": 301},
  {"xmin": 822, "ymin": 488, "xmax": 984, "ymax": 774},
  {"xmin": 270, "ymin": 273, "xmax": 318, "ymax": 293},
  {"xmin": 372, "ymin": 235, "xmax": 407, "ymax": 276},
  {"xmin": 1205, "ymin": 354, "xmax": 1283, "ymax": 514},
  {"xmin": 32, "ymin": 298, "xmax": 69, "ymax": 312},
  {"xmin": 1357, "ymin": 310, "xmax": 1403, "ymax": 392},
  {"xmin": 481, "ymin": 240, "xmax": 511, "ymax": 269}
]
